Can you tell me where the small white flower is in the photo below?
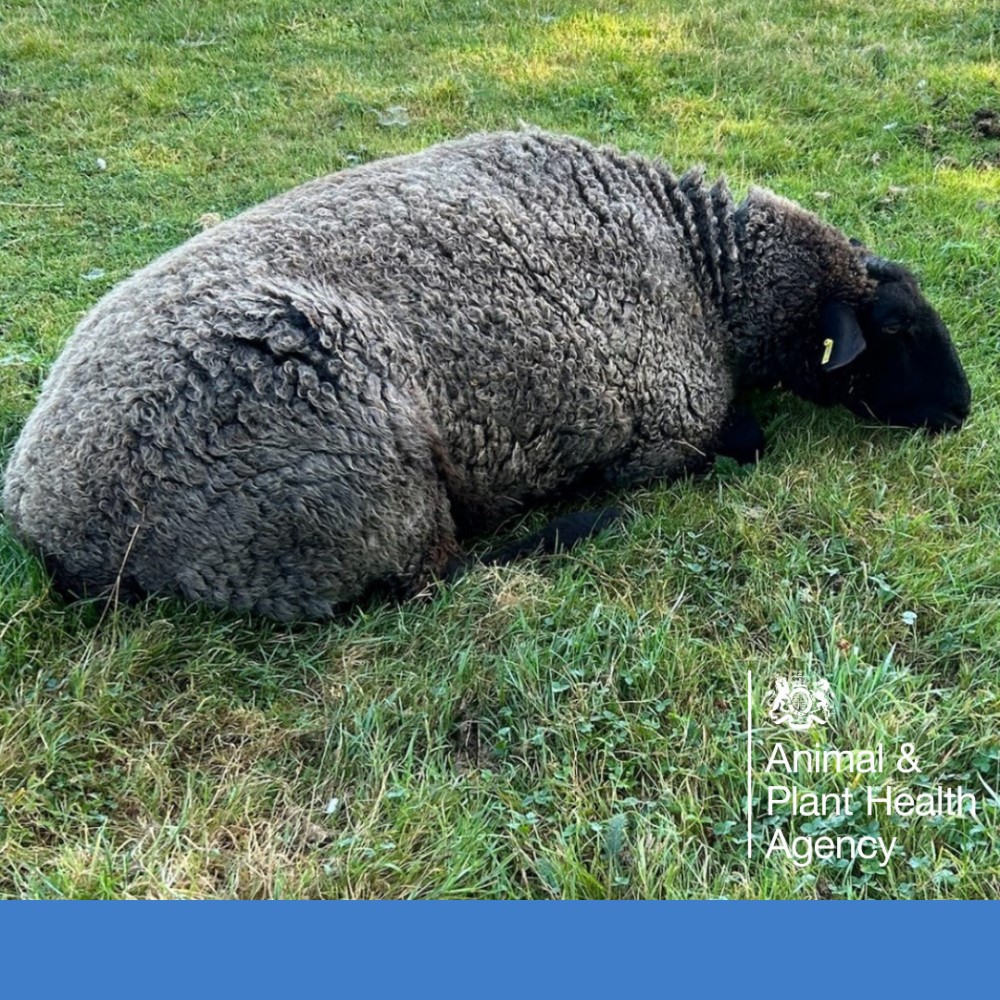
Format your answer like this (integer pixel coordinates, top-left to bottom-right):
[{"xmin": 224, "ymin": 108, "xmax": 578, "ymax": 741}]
[
  {"xmin": 96, "ymin": 157, "xmax": 107, "ymax": 171},
  {"xmin": 901, "ymin": 611, "xmax": 917, "ymax": 626}
]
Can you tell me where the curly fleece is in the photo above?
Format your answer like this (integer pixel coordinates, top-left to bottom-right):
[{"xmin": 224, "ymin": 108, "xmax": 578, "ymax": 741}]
[{"xmin": 3, "ymin": 130, "xmax": 874, "ymax": 619}]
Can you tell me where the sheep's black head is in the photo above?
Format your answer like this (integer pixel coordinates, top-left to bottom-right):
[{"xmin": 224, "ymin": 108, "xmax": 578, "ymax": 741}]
[{"xmin": 809, "ymin": 258, "xmax": 971, "ymax": 432}]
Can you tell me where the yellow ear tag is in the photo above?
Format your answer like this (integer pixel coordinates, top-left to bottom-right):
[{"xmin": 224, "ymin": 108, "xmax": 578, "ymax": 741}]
[{"xmin": 821, "ymin": 338, "xmax": 834, "ymax": 366}]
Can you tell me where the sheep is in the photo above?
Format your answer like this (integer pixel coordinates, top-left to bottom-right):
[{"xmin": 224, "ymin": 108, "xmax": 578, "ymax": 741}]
[{"xmin": 2, "ymin": 129, "xmax": 972, "ymax": 620}]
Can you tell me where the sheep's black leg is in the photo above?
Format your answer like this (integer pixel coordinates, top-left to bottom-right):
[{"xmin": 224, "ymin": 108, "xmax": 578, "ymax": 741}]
[
  {"xmin": 714, "ymin": 404, "xmax": 766, "ymax": 465},
  {"xmin": 480, "ymin": 507, "xmax": 623, "ymax": 565},
  {"xmin": 443, "ymin": 507, "xmax": 623, "ymax": 579}
]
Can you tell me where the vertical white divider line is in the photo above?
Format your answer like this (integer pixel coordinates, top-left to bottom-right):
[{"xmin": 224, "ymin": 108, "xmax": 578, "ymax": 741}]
[{"xmin": 747, "ymin": 669, "xmax": 753, "ymax": 860}]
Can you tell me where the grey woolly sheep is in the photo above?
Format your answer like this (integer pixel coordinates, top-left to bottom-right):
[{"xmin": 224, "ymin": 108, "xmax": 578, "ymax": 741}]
[{"xmin": 2, "ymin": 130, "xmax": 972, "ymax": 620}]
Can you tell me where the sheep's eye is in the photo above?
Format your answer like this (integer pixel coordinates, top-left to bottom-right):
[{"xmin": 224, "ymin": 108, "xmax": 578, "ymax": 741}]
[{"xmin": 877, "ymin": 312, "xmax": 916, "ymax": 337}]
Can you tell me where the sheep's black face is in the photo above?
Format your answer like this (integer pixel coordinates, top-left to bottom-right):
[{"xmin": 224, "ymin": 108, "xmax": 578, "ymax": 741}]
[{"xmin": 816, "ymin": 260, "xmax": 971, "ymax": 432}]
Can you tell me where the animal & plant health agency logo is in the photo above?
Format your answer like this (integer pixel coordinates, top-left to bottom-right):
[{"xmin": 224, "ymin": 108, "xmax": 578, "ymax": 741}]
[
  {"xmin": 767, "ymin": 674, "xmax": 832, "ymax": 731},
  {"xmin": 746, "ymin": 670, "xmax": 983, "ymax": 870}
]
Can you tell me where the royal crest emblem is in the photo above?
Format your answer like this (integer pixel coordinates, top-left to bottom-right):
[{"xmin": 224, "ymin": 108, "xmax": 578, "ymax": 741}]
[{"xmin": 768, "ymin": 675, "xmax": 833, "ymax": 731}]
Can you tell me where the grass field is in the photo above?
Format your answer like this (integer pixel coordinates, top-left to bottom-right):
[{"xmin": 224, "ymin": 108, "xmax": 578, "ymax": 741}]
[{"xmin": 1, "ymin": 0, "xmax": 998, "ymax": 898}]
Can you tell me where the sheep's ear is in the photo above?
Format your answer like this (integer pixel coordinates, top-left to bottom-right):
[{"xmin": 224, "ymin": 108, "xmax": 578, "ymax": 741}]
[{"xmin": 820, "ymin": 300, "xmax": 867, "ymax": 372}]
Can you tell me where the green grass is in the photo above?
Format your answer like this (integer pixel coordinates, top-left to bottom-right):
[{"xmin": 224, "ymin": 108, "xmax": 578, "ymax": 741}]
[{"xmin": 1, "ymin": 0, "xmax": 999, "ymax": 898}]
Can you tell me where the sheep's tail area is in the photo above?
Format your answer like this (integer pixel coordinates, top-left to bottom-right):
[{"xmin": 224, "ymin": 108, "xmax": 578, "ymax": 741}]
[{"xmin": 444, "ymin": 507, "xmax": 623, "ymax": 580}]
